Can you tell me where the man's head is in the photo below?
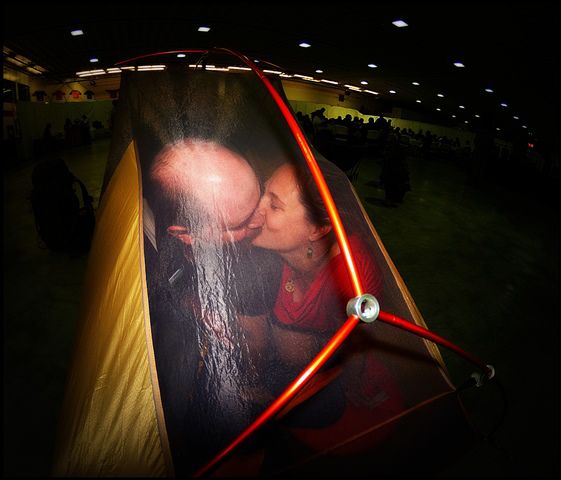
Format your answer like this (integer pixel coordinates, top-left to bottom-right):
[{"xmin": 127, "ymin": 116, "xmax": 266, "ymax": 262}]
[{"xmin": 149, "ymin": 138, "xmax": 261, "ymax": 244}]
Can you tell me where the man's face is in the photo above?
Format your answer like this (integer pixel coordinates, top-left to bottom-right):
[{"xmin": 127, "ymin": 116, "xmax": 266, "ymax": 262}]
[
  {"xmin": 151, "ymin": 140, "xmax": 263, "ymax": 246},
  {"xmin": 164, "ymin": 168, "xmax": 262, "ymax": 245}
]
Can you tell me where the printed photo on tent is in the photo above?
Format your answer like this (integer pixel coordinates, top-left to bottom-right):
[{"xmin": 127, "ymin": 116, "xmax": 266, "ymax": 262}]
[{"xmin": 53, "ymin": 51, "xmax": 478, "ymax": 477}]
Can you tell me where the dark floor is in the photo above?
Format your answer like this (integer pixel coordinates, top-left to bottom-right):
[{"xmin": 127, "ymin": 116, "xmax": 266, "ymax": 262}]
[{"xmin": 3, "ymin": 137, "xmax": 559, "ymax": 477}]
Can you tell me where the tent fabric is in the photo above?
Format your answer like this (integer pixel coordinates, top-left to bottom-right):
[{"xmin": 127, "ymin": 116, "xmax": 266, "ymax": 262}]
[
  {"xmin": 52, "ymin": 141, "xmax": 172, "ymax": 476},
  {"xmin": 54, "ymin": 56, "xmax": 475, "ymax": 477}
]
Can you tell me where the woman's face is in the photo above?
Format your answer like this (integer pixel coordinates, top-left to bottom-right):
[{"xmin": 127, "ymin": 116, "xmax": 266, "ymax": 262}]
[{"xmin": 249, "ymin": 164, "xmax": 314, "ymax": 253}]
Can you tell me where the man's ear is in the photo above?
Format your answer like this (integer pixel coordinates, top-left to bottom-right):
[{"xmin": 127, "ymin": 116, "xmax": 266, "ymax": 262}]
[
  {"xmin": 167, "ymin": 225, "xmax": 193, "ymax": 245},
  {"xmin": 309, "ymin": 224, "xmax": 332, "ymax": 241}
]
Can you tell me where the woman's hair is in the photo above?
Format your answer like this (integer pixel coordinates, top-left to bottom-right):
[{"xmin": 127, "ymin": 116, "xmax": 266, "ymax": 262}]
[{"xmin": 293, "ymin": 163, "xmax": 332, "ymax": 228}]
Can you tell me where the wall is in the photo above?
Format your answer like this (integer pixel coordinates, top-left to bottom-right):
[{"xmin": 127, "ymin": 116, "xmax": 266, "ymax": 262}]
[{"xmin": 282, "ymin": 80, "xmax": 477, "ymax": 146}]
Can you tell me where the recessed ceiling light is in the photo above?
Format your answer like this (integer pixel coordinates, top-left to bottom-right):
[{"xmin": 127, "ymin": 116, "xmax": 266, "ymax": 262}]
[
  {"xmin": 500, "ymin": 103, "xmax": 508, "ymax": 107},
  {"xmin": 485, "ymin": 88, "xmax": 494, "ymax": 93},
  {"xmin": 389, "ymin": 90, "xmax": 396, "ymax": 94},
  {"xmin": 177, "ymin": 53, "xmax": 186, "ymax": 58},
  {"xmin": 367, "ymin": 63, "xmax": 378, "ymax": 68},
  {"xmin": 459, "ymin": 105, "xmax": 465, "ymax": 109},
  {"xmin": 474, "ymin": 114, "xmax": 480, "ymax": 118},
  {"xmin": 496, "ymin": 127, "xmax": 501, "ymax": 131},
  {"xmin": 299, "ymin": 42, "xmax": 311, "ymax": 48},
  {"xmin": 70, "ymin": 29, "xmax": 84, "ymax": 36},
  {"xmin": 89, "ymin": 58, "xmax": 99, "ymax": 63},
  {"xmin": 198, "ymin": 26, "xmax": 210, "ymax": 32},
  {"xmin": 452, "ymin": 114, "xmax": 456, "ymax": 118},
  {"xmin": 416, "ymin": 99, "xmax": 422, "ymax": 103},
  {"xmin": 436, "ymin": 108, "xmax": 441, "ymax": 111},
  {"xmin": 412, "ymin": 81, "xmax": 420, "ymax": 86},
  {"xmin": 437, "ymin": 93, "xmax": 444, "ymax": 98},
  {"xmin": 513, "ymin": 116, "xmax": 519, "ymax": 120},
  {"xmin": 254, "ymin": 59, "xmax": 259, "ymax": 63},
  {"xmin": 392, "ymin": 19, "xmax": 408, "ymax": 27},
  {"xmin": 315, "ymin": 69, "xmax": 323, "ymax": 73},
  {"xmin": 522, "ymin": 125, "xmax": 527, "ymax": 129},
  {"xmin": 453, "ymin": 62, "xmax": 465, "ymax": 68},
  {"xmin": 360, "ymin": 81, "xmax": 368, "ymax": 85}
]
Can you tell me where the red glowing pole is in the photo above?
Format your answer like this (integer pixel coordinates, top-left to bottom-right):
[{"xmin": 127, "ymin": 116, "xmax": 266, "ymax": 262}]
[
  {"xmin": 216, "ymin": 47, "xmax": 365, "ymax": 297},
  {"xmin": 377, "ymin": 311, "xmax": 492, "ymax": 375},
  {"xmin": 192, "ymin": 315, "xmax": 360, "ymax": 477}
]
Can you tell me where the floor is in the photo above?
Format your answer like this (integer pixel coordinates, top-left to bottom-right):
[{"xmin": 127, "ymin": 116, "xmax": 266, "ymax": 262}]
[{"xmin": 3, "ymin": 137, "xmax": 559, "ymax": 477}]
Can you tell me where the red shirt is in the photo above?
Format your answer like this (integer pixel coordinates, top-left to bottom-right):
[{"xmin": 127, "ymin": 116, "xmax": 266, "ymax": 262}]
[
  {"xmin": 274, "ymin": 234, "xmax": 383, "ymax": 332},
  {"xmin": 273, "ymin": 234, "xmax": 403, "ymax": 453}
]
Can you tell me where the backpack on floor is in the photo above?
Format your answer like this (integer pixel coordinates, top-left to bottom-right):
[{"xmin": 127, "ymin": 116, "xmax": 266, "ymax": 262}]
[{"xmin": 30, "ymin": 158, "xmax": 95, "ymax": 253}]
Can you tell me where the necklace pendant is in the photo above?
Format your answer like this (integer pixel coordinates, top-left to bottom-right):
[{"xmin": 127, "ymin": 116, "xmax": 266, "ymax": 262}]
[{"xmin": 284, "ymin": 279, "xmax": 295, "ymax": 293}]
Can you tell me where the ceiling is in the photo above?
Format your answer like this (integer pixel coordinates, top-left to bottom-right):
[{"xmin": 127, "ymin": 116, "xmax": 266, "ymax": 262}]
[{"xmin": 3, "ymin": 1, "xmax": 560, "ymax": 148}]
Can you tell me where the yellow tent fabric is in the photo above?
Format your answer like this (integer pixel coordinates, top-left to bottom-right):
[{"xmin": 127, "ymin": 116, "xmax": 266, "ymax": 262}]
[{"xmin": 52, "ymin": 141, "xmax": 172, "ymax": 476}]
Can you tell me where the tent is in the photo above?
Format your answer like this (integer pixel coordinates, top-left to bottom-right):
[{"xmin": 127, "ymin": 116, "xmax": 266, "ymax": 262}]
[{"xmin": 52, "ymin": 49, "xmax": 490, "ymax": 477}]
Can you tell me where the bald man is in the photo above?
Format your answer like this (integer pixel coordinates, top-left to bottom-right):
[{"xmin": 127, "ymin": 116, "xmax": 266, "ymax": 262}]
[
  {"xmin": 147, "ymin": 138, "xmax": 261, "ymax": 247},
  {"xmin": 143, "ymin": 138, "xmax": 281, "ymax": 476}
]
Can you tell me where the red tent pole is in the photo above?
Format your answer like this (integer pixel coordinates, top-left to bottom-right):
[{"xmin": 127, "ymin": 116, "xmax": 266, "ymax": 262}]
[
  {"xmin": 377, "ymin": 311, "xmax": 493, "ymax": 375},
  {"xmin": 192, "ymin": 314, "xmax": 360, "ymax": 477}
]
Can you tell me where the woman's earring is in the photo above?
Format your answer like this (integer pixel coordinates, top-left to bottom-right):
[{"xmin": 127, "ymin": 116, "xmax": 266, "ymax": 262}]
[{"xmin": 307, "ymin": 243, "xmax": 313, "ymax": 259}]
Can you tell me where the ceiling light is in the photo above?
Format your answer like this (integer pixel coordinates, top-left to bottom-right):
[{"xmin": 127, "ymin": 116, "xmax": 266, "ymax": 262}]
[
  {"xmin": 177, "ymin": 53, "xmax": 186, "ymax": 58},
  {"xmin": 364, "ymin": 90, "xmax": 379, "ymax": 95},
  {"xmin": 522, "ymin": 125, "xmax": 527, "ymax": 129},
  {"xmin": 15, "ymin": 54, "xmax": 32, "ymax": 63},
  {"xmin": 496, "ymin": 127, "xmax": 501, "ymax": 131},
  {"xmin": 437, "ymin": 93, "xmax": 444, "ymax": 98},
  {"xmin": 26, "ymin": 66, "xmax": 42, "ymax": 75},
  {"xmin": 137, "ymin": 65, "xmax": 166, "ymax": 71},
  {"xmin": 452, "ymin": 114, "xmax": 456, "ymax": 118},
  {"xmin": 392, "ymin": 19, "xmax": 408, "ymax": 27},
  {"xmin": 253, "ymin": 59, "xmax": 259, "ymax": 63},
  {"xmin": 513, "ymin": 116, "xmax": 519, "ymax": 120},
  {"xmin": 76, "ymin": 69, "xmax": 106, "ymax": 77},
  {"xmin": 500, "ymin": 103, "xmax": 508, "ymax": 107},
  {"xmin": 89, "ymin": 58, "xmax": 99, "ymax": 63},
  {"xmin": 416, "ymin": 99, "xmax": 422, "ymax": 103},
  {"xmin": 485, "ymin": 88, "xmax": 494, "ymax": 93},
  {"xmin": 389, "ymin": 90, "xmax": 396, "ymax": 94},
  {"xmin": 320, "ymin": 79, "xmax": 338, "ymax": 84},
  {"xmin": 453, "ymin": 61, "xmax": 465, "ymax": 68},
  {"xmin": 367, "ymin": 63, "xmax": 378, "ymax": 68},
  {"xmin": 459, "ymin": 105, "xmax": 465, "ymax": 109},
  {"xmin": 198, "ymin": 26, "xmax": 210, "ymax": 32},
  {"xmin": 6, "ymin": 57, "xmax": 26, "ymax": 67},
  {"xmin": 474, "ymin": 114, "xmax": 480, "ymax": 118},
  {"xmin": 412, "ymin": 81, "xmax": 420, "ymax": 86},
  {"xmin": 70, "ymin": 29, "xmax": 84, "ymax": 36},
  {"xmin": 315, "ymin": 69, "xmax": 323, "ymax": 73},
  {"xmin": 360, "ymin": 80, "xmax": 368, "ymax": 85},
  {"xmin": 465, "ymin": 120, "xmax": 469, "ymax": 124},
  {"xmin": 299, "ymin": 42, "xmax": 311, "ymax": 48},
  {"xmin": 436, "ymin": 108, "xmax": 441, "ymax": 111}
]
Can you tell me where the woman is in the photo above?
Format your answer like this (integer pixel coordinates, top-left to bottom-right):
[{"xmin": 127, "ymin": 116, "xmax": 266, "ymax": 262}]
[{"xmin": 248, "ymin": 161, "xmax": 404, "ymax": 454}]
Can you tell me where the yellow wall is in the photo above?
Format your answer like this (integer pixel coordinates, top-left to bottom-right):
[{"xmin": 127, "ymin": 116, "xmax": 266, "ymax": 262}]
[{"xmin": 282, "ymin": 81, "xmax": 476, "ymax": 146}]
